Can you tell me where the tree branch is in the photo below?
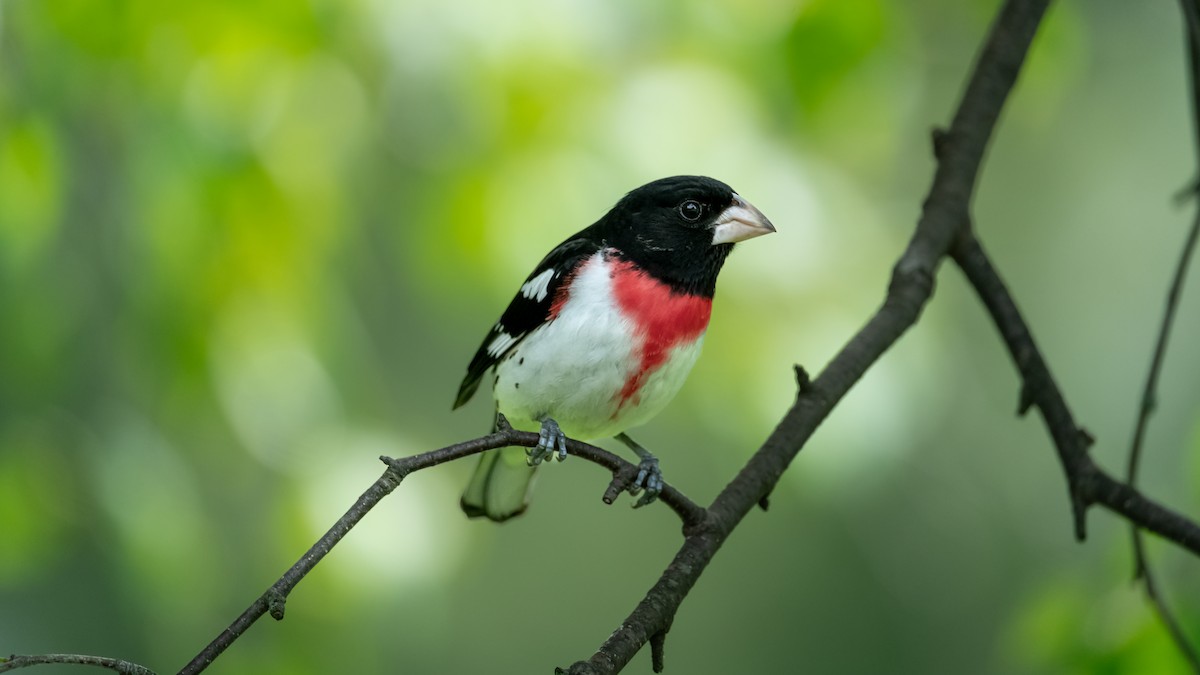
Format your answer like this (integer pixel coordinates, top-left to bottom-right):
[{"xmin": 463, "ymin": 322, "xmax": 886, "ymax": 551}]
[
  {"xmin": 176, "ymin": 428, "xmax": 703, "ymax": 675},
  {"xmin": 950, "ymin": 231, "xmax": 1200, "ymax": 555},
  {"xmin": 0, "ymin": 654, "xmax": 155, "ymax": 675},
  {"xmin": 560, "ymin": 1, "xmax": 1051, "ymax": 672}
]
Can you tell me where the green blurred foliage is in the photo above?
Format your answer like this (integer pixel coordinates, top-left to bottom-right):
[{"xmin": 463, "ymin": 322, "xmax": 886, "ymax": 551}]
[{"xmin": 1, "ymin": 0, "xmax": 1198, "ymax": 673}]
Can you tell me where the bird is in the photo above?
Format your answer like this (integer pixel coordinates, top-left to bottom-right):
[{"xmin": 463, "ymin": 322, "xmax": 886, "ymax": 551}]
[{"xmin": 453, "ymin": 175, "xmax": 775, "ymax": 521}]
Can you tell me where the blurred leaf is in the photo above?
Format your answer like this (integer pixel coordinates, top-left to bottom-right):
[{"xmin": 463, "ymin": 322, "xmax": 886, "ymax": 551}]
[
  {"xmin": 0, "ymin": 426, "xmax": 71, "ymax": 585},
  {"xmin": 0, "ymin": 116, "xmax": 62, "ymax": 271},
  {"xmin": 783, "ymin": 0, "xmax": 887, "ymax": 117}
]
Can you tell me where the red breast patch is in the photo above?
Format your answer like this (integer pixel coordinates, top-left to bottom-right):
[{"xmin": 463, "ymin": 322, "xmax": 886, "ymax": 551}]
[{"xmin": 610, "ymin": 259, "xmax": 712, "ymax": 409}]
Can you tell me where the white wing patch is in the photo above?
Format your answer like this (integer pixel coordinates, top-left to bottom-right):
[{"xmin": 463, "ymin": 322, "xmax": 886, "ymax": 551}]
[
  {"xmin": 486, "ymin": 331, "xmax": 518, "ymax": 357},
  {"xmin": 519, "ymin": 268, "xmax": 556, "ymax": 302}
]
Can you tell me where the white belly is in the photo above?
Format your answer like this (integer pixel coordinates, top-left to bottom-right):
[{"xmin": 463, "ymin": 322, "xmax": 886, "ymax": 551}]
[{"xmin": 493, "ymin": 253, "xmax": 705, "ymax": 439}]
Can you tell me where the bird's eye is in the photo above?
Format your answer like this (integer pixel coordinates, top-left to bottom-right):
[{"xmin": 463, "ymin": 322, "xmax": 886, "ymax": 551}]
[{"xmin": 678, "ymin": 200, "xmax": 703, "ymax": 222}]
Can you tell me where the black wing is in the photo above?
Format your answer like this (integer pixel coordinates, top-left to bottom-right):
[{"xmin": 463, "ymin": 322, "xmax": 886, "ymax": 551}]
[{"xmin": 452, "ymin": 234, "xmax": 602, "ymax": 409}]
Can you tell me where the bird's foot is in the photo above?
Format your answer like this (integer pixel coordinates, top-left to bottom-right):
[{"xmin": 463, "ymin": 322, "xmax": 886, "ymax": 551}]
[
  {"xmin": 615, "ymin": 433, "xmax": 663, "ymax": 508},
  {"xmin": 527, "ymin": 417, "xmax": 568, "ymax": 466},
  {"xmin": 629, "ymin": 455, "xmax": 663, "ymax": 509}
]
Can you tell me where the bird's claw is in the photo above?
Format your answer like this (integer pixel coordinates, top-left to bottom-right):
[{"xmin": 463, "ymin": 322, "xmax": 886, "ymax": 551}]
[
  {"xmin": 630, "ymin": 457, "xmax": 663, "ymax": 508},
  {"xmin": 528, "ymin": 418, "xmax": 568, "ymax": 466}
]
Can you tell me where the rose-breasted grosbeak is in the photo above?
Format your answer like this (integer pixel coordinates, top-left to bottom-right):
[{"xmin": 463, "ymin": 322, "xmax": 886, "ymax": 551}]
[{"xmin": 453, "ymin": 175, "xmax": 775, "ymax": 521}]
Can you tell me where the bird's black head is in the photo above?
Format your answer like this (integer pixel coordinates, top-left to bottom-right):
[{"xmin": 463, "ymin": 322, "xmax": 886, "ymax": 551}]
[{"xmin": 599, "ymin": 175, "xmax": 775, "ymax": 296}]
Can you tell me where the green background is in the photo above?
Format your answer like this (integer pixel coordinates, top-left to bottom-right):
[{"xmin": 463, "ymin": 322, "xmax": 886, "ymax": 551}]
[{"xmin": 2, "ymin": 0, "xmax": 1199, "ymax": 673}]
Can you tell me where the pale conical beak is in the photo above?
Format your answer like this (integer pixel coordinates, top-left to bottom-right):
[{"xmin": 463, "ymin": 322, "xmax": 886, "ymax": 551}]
[{"xmin": 710, "ymin": 194, "xmax": 776, "ymax": 245}]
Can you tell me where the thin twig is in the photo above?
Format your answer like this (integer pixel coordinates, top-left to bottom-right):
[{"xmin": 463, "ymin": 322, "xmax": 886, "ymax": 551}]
[
  {"xmin": 1125, "ymin": 209, "xmax": 1200, "ymax": 674},
  {"xmin": 0, "ymin": 654, "xmax": 155, "ymax": 675},
  {"xmin": 176, "ymin": 429, "xmax": 704, "ymax": 675},
  {"xmin": 1133, "ymin": 532, "xmax": 1200, "ymax": 673},
  {"xmin": 1120, "ymin": 0, "xmax": 1200, "ymax": 669},
  {"xmin": 176, "ymin": 465, "xmax": 405, "ymax": 675},
  {"xmin": 1135, "ymin": 0, "xmax": 1200, "ymax": 493}
]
